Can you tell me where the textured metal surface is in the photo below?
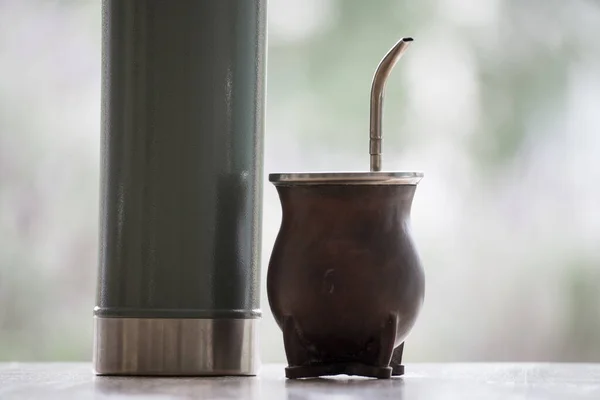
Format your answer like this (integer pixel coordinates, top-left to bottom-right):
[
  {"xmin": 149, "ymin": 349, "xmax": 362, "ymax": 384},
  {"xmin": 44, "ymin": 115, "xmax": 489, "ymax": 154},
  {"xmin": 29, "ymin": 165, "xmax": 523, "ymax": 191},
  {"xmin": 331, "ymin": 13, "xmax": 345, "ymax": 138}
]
[
  {"xmin": 269, "ymin": 172, "xmax": 423, "ymax": 185},
  {"xmin": 96, "ymin": 0, "xmax": 266, "ymax": 318},
  {"xmin": 2, "ymin": 364, "xmax": 600, "ymax": 399},
  {"xmin": 369, "ymin": 37, "xmax": 413, "ymax": 172},
  {"xmin": 93, "ymin": 317, "xmax": 259, "ymax": 376}
]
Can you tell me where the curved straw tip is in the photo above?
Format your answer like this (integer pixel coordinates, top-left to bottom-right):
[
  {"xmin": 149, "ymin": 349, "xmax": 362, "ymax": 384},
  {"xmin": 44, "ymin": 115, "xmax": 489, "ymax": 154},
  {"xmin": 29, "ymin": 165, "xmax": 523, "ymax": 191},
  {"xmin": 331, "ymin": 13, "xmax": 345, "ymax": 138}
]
[{"xmin": 402, "ymin": 37, "xmax": 414, "ymax": 42}]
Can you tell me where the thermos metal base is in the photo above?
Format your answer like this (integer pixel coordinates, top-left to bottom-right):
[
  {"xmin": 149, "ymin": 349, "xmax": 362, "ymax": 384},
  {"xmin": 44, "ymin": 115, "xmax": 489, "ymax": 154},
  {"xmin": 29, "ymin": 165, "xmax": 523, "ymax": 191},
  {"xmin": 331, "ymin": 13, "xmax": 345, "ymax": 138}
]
[{"xmin": 93, "ymin": 317, "xmax": 259, "ymax": 376}]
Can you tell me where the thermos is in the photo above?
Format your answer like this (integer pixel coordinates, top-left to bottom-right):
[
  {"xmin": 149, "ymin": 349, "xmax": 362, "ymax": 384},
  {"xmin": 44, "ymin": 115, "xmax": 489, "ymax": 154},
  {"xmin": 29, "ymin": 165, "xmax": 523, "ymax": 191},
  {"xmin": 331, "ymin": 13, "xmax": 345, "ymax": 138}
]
[{"xmin": 93, "ymin": 0, "xmax": 266, "ymax": 375}]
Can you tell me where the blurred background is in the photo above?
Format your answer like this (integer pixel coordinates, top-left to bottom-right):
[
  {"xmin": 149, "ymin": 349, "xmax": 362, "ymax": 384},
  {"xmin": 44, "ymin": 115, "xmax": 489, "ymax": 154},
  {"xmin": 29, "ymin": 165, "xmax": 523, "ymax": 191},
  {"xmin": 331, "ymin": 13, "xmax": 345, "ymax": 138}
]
[{"xmin": 1, "ymin": 0, "xmax": 599, "ymax": 362}]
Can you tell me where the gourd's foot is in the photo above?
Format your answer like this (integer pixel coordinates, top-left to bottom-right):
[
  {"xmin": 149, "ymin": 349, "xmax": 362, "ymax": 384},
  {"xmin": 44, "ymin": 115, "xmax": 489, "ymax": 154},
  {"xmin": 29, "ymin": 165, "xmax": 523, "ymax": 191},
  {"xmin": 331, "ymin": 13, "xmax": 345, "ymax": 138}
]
[
  {"xmin": 285, "ymin": 363, "xmax": 392, "ymax": 379},
  {"xmin": 390, "ymin": 342, "xmax": 405, "ymax": 376},
  {"xmin": 391, "ymin": 364, "xmax": 404, "ymax": 376}
]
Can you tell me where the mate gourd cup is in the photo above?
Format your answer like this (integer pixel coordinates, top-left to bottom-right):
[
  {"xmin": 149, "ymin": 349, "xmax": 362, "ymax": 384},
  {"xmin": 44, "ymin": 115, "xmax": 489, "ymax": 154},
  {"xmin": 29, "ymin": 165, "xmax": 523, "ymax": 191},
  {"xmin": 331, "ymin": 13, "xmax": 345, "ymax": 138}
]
[{"xmin": 267, "ymin": 38, "xmax": 425, "ymax": 379}]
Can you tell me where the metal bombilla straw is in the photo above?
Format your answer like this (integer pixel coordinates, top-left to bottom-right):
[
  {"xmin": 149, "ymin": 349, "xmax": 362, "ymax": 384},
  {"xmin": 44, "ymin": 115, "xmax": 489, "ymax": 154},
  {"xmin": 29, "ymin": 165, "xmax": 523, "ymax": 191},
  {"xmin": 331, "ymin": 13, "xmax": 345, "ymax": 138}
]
[
  {"xmin": 369, "ymin": 37, "xmax": 413, "ymax": 172},
  {"xmin": 270, "ymin": 36, "xmax": 421, "ymax": 185}
]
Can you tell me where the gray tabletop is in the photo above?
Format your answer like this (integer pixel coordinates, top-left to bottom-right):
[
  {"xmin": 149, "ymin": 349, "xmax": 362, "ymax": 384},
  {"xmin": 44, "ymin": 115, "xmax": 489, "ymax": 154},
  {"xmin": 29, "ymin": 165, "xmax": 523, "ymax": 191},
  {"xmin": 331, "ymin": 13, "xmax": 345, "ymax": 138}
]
[{"xmin": 1, "ymin": 363, "xmax": 599, "ymax": 399}]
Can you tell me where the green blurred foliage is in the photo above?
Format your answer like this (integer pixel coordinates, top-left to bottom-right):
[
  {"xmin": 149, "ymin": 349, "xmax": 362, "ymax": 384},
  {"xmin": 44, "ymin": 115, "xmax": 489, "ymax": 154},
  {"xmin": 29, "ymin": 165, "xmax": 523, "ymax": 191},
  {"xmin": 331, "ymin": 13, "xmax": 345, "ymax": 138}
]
[{"xmin": 1, "ymin": 0, "xmax": 600, "ymax": 362}]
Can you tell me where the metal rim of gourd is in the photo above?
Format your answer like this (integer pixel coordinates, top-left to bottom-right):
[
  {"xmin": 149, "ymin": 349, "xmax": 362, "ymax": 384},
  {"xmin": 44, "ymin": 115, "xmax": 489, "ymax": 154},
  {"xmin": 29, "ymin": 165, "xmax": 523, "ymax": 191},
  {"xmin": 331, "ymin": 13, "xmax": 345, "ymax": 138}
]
[{"xmin": 270, "ymin": 37, "xmax": 423, "ymax": 186}]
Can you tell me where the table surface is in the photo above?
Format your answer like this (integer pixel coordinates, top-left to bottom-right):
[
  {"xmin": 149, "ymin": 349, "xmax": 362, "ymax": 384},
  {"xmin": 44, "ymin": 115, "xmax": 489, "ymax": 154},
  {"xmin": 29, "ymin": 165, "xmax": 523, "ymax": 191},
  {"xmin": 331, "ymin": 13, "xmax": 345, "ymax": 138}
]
[{"xmin": 1, "ymin": 363, "xmax": 599, "ymax": 399}]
